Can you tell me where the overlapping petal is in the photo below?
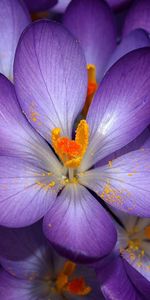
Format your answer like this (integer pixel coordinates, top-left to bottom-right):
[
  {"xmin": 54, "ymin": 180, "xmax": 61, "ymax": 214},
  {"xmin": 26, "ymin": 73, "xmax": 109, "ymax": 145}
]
[
  {"xmin": 106, "ymin": 29, "xmax": 150, "ymax": 72},
  {"xmin": 24, "ymin": 0, "xmax": 57, "ymax": 12},
  {"xmin": 79, "ymin": 150, "xmax": 150, "ymax": 216},
  {"xmin": 81, "ymin": 49, "xmax": 150, "ymax": 170},
  {"xmin": 0, "ymin": 222, "xmax": 51, "ymax": 279},
  {"xmin": 14, "ymin": 20, "xmax": 87, "ymax": 141},
  {"xmin": 0, "ymin": 156, "xmax": 62, "ymax": 227},
  {"xmin": 63, "ymin": 0, "xmax": 116, "ymax": 82},
  {"xmin": 97, "ymin": 256, "xmax": 142, "ymax": 300},
  {"xmin": 106, "ymin": 0, "xmax": 132, "ymax": 11},
  {"xmin": 0, "ymin": 271, "xmax": 34, "ymax": 300},
  {"xmin": 0, "ymin": 75, "xmax": 62, "ymax": 174},
  {"xmin": 0, "ymin": 0, "xmax": 30, "ymax": 80},
  {"xmin": 124, "ymin": 260, "xmax": 150, "ymax": 299},
  {"xmin": 43, "ymin": 184, "xmax": 117, "ymax": 262},
  {"xmin": 123, "ymin": 0, "xmax": 150, "ymax": 36}
]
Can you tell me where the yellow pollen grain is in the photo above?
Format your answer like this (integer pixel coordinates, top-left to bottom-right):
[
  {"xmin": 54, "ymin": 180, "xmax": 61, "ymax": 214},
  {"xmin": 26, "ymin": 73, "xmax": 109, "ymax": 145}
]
[
  {"xmin": 31, "ymin": 111, "xmax": 39, "ymax": 122},
  {"xmin": 128, "ymin": 173, "xmax": 133, "ymax": 176}
]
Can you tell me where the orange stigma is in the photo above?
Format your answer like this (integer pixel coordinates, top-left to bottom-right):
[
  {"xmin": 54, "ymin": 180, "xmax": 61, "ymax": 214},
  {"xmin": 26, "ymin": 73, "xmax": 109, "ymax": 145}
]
[
  {"xmin": 55, "ymin": 260, "xmax": 92, "ymax": 296},
  {"xmin": 51, "ymin": 120, "xmax": 89, "ymax": 168},
  {"xmin": 82, "ymin": 64, "xmax": 97, "ymax": 116}
]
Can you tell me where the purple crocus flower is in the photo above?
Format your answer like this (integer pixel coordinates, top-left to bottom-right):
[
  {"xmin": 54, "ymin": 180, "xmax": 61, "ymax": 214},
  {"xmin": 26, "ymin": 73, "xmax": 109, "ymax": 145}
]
[
  {"xmin": 0, "ymin": 222, "xmax": 103, "ymax": 300},
  {"xmin": 123, "ymin": 0, "xmax": 150, "ymax": 37},
  {"xmin": 0, "ymin": 0, "xmax": 31, "ymax": 80},
  {"xmin": 0, "ymin": 20, "xmax": 150, "ymax": 262},
  {"xmin": 63, "ymin": 0, "xmax": 150, "ymax": 89},
  {"xmin": 96, "ymin": 209, "xmax": 150, "ymax": 299}
]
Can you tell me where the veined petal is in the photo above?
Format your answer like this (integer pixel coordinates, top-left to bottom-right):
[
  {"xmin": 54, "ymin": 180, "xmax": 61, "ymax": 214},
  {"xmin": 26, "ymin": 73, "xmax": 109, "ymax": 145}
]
[
  {"xmin": 24, "ymin": 0, "xmax": 57, "ymax": 12},
  {"xmin": 14, "ymin": 20, "xmax": 87, "ymax": 141},
  {"xmin": 106, "ymin": 29, "xmax": 150, "ymax": 72},
  {"xmin": 81, "ymin": 48, "xmax": 150, "ymax": 170},
  {"xmin": 79, "ymin": 150, "xmax": 150, "ymax": 216},
  {"xmin": 123, "ymin": 0, "xmax": 150, "ymax": 36},
  {"xmin": 0, "ymin": 271, "xmax": 35, "ymax": 300},
  {"xmin": 0, "ymin": 0, "xmax": 30, "ymax": 80},
  {"xmin": 97, "ymin": 256, "xmax": 142, "ymax": 300},
  {"xmin": 124, "ymin": 259, "xmax": 150, "ymax": 299},
  {"xmin": 43, "ymin": 184, "xmax": 117, "ymax": 263},
  {"xmin": 0, "ymin": 75, "xmax": 63, "ymax": 175},
  {"xmin": 0, "ymin": 156, "xmax": 62, "ymax": 227},
  {"xmin": 0, "ymin": 222, "xmax": 51, "ymax": 280},
  {"xmin": 63, "ymin": 0, "xmax": 116, "ymax": 82}
]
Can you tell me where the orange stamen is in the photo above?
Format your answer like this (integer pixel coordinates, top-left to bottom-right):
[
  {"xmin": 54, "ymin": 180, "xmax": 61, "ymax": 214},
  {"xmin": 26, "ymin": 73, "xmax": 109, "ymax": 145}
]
[
  {"xmin": 82, "ymin": 64, "xmax": 98, "ymax": 117},
  {"xmin": 51, "ymin": 120, "xmax": 89, "ymax": 168}
]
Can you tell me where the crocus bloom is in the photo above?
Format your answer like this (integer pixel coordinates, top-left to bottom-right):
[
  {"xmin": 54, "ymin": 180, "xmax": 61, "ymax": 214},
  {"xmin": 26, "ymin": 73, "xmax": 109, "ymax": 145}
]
[
  {"xmin": 63, "ymin": 0, "xmax": 150, "ymax": 114},
  {"xmin": 123, "ymin": 0, "xmax": 150, "ymax": 37},
  {"xmin": 0, "ymin": 222, "xmax": 103, "ymax": 300},
  {"xmin": 0, "ymin": 0, "xmax": 31, "ymax": 80},
  {"xmin": 1, "ymin": 20, "xmax": 150, "ymax": 262},
  {"xmin": 96, "ymin": 207, "xmax": 150, "ymax": 299}
]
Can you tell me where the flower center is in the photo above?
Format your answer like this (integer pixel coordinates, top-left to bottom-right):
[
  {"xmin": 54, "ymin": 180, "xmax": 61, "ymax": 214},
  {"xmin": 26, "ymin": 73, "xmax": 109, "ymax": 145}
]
[
  {"xmin": 120, "ymin": 224, "xmax": 150, "ymax": 267},
  {"xmin": 51, "ymin": 120, "xmax": 89, "ymax": 169},
  {"xmin": 55, "ymin": 260, "xmax": 92, "ymax": 296},
  {"xmin": 82, "ymin": 64, "xmax": 97, "ymax": 116}
]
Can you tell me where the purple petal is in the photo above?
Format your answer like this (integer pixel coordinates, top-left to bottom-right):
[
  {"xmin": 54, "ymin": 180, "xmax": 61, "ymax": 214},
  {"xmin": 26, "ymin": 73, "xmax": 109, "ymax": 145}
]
[
  {"xmin": 106, "ymin": 0, "xmax": 132, "ymax": 11},
  {"xmin": 97, "ymin": 127, "xmax": 150, "ymax": 167},
  {"xmin": 51, "ymin": 0, "xmax": 71, "ymax": 13},
  {"xmin": 0, "ymin": 0, "xmax": 30, "ymax": 80},
  {"xmin": 97, "ymin": 256, "xmax": 142, "ymax": 299},
  {"xmin": 81, "ymin": 48, "xmax": 150, "ymax": 170},
  {"xmin": 0, "ymin": 222, "xmax": 51, "ymax": 279},
  {"xmin": 63, "ymin": 0, "xmax": 116, "ymax": 82},
  {"xmin": 79, "ymin": 150, "xmax": 150, "ymax": 217},
  {"xmin": 14, "ymin": 20, "xmax": 87, "ymax": 141},
  {"xmin": 124, "ymin": 259, "xmax": 150, "ymax": 299},
  {"xmin": 0, "ymin": 156, "xmax": 61, "ymax": 227},
  {"xmin": 123, "ymin": 0, "xmax": 150, "ymax": 36},
  {"xmin": 24, "ymin": 0, "xmax": 57, "ymax": 12},
  {"xmin": 0, "ymin": 271, "xmax": 34, "ymax": 300},
  {"xmin": 43, "ymin": 184, "xmax": 117, "ymax": 263},
  {"xmin": 0, "ymin": 75, "xmax": 63, "ymax": 173},
  {"xmin": 106, "ymin": 29, "xmax": 150, "ymax": 72}
]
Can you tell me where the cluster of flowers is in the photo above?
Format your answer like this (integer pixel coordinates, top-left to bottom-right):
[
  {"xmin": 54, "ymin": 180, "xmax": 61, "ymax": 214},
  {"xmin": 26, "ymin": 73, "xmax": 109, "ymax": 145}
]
[{"xmin": 0, "ymin": 0, "xmax": 150, "ymax": 299}]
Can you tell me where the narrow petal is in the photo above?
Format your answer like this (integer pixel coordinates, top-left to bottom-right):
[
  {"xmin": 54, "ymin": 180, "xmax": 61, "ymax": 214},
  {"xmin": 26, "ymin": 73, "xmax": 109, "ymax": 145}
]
[
  {"xmin": 0, "ymin": 271, "xmax": 34, "ymax": 300},
  {"xmin": 43, "ymin": 184, "xmax": 117, "ymax": 263},
  {"xmin": 124, "ymin": 259, "xmax": 150, "ymax": 299},
  {"xmin": 14, "ymin": 20, "xmax": 87, "ymax": 141},
  {"xmin": 0, "ymin": 157, "xmax": 61, "ymax": 227},
  {"xmin": 81, "ymin": 48, "xmax": 150, "ymax": 170},
  {"xmin": 106, "ymin": 29, "xmax": 150, "ymax": 72},
  {"xmin": 0, "ymin": 0, "xmax": 30, "ymax": 80},
  {"xmin": 63, "ymin": 0, "xmax": 116, "ymax": 82},
  {"xmin": 123, "ymin": 0, "xmax": 150, "ymax": 36},
  {"xmin": 24, "ymin": 0, "xmax": 57, "ymax": 12},
  {"xmin": 97, "ymin": 256, "xmax": 142, "ymax": 300},
  {"xmin": 79, "ymin": 150, "xmax": 150, "ymax": 216}
]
